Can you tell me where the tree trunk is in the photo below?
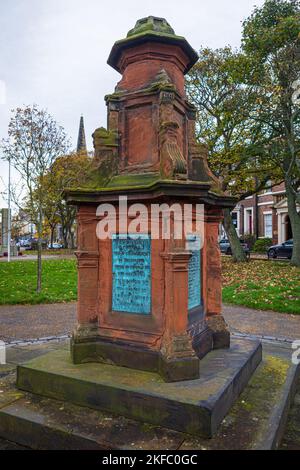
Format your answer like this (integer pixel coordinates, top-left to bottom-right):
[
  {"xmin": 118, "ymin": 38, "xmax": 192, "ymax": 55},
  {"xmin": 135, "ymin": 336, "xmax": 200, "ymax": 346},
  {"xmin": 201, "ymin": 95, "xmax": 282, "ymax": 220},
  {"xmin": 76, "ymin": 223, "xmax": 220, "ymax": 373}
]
[
  {"xmin": 50, "ymin": 226, "xmax": 55, "ymax": 248},
  {"xmin": 66, "ymin": 225, "xmax": 75, "ymax": 249},
  {"xmin": 36, "ymin": 213, "xmax": 42, "ymax": 293},
  {"xmin": 62, "ymin": 227, "xmax": 68, "ymax": 249},
  {"xmin": 286, "ymin": 182, "xmax": 300, "ymax": 267},
  {"xmin": 50, "ymin": 229, "xmax": 53, "ymax": 248},
  {"xmin": 69, "ymin": 230, "xmax": 75, "ymax": 250},
  {"xmin": 223, "ymin": 208, "xmax": 247, "ymax": 263}
]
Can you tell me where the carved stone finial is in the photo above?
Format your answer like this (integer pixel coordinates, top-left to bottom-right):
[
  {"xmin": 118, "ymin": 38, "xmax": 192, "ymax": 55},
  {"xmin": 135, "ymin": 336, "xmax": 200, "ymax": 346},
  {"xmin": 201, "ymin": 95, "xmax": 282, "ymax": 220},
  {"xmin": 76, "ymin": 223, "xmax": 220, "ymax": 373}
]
[
  {"xmin": 92, "ymin": 127, "xmax": 119, "ymax": 182},
  {"xmin": 127, "ymin": 16, "xmax": 175, "ymax": 38},
  {"xmin": 189, "ymin": 141, "xmax": 220, "ymax": 188}
]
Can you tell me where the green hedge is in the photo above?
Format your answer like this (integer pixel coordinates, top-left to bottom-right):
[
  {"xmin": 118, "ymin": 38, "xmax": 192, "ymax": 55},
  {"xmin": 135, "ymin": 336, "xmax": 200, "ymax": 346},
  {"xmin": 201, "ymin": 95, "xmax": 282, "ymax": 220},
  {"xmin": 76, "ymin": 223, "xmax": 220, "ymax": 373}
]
[{"xmin": 253, "ymin": 238, "xmax": 273, "ymax": 253}]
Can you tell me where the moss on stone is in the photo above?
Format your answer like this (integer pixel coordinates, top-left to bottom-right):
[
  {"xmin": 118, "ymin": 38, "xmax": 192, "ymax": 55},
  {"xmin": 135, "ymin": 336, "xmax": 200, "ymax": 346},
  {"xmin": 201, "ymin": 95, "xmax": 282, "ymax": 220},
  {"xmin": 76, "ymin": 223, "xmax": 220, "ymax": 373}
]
[
  {"xmin": 105, "ymin": 91, "xmax": 124, "ymax": 102},
  {"xmin": 127, "ymin": 17, "xmax": 175, "ymax": 38},
  {"xmin": 108, "ymin": 17, "xmax": 198, "ymax": 74},
  {"xmin": 106, "ymin": 173, "xmax": 160, "ymax": 189},
  {"xmin": 229, "ymin": 355, "xmax": 289, "ymax": 422},
  {"xmin": 93, "ymin": 127, "xmax": 118, "ymax": 147},
  {"xmin": 105, "ymin": 83, "xmax": 177, "ymax": 104}
]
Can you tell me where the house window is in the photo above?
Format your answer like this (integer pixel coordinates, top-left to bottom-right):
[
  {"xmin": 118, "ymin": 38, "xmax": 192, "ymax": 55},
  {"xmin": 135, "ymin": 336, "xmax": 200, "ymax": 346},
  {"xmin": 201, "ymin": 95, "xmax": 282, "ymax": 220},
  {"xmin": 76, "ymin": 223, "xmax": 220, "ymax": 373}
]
[
  {"xmin": 232, "ymin": 212, "xmax": 238, "ymax": 230},
  {"xmin": 245, "ymin": 209, "xmax": 253, "ymax": 235},
  {"xmin": 264, "ymin": 214, "xmax": 273, "ymax": 238}
]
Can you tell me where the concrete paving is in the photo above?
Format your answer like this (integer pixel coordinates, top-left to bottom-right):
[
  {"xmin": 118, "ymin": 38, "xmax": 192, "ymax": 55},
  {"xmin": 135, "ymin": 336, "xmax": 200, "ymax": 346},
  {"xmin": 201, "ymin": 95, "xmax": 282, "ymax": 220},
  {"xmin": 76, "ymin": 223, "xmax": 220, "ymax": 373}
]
[
  {"xmin": 223, "ymin": 305, "xmax": 300, "ymax": 343},
  {"xmin": 0, "ymin": 303, "xmax": 76, "ymax": 343},
  {"xmin": 1, "ymin": 302, "xmax": 300, "ymax": 346},
  {"xmin": 0, "ymin": 339, "xmax": 298, "ymax": 450}
]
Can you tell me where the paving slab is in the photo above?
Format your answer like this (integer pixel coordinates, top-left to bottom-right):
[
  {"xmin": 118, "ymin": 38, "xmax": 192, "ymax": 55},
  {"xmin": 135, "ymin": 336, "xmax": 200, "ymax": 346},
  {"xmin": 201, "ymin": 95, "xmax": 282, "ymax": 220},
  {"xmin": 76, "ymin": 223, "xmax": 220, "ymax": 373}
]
[
  {"xmin": 0, "ymin": 336, "xmax": 300, "ymax": 450},
  {"xmin": 0, "ymin": 365, "xmax": 23, "ymax": 410},
  {"xmin": 0, "ymin": 340, "xmax": 298, "ymax": 450},
  {"xmin": 15, "ymin": 338, "xmax": 262, "ymax": 438},
  {"xmin": 6, "ymin": 341, "xmax": 69, "ymax": 365},
  {"xmin": 0, "ymin": 303, "xmax": 76, "ymax": 343},
  {"xmin": 280, "ymin": 389, "xmax": 300, "ymax": 450},
  {"xmin": 0, "ymin": 396, "xmax": 184, "ymax": 450},
  {"xmin": 223, "ymin": 305, "xmax": 300, "ymax": 342},
  {"xmin": 179, "ymin": 351, "xmax": 297, "ymax": 450}
]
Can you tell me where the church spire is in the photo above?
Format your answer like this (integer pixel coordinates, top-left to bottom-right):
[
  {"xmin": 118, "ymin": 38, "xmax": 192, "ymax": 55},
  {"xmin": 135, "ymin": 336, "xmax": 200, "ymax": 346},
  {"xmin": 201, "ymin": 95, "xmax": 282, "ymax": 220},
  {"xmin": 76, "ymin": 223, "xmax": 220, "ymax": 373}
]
[{"xmin": 76, "ymin": 115, "xmax": 87, "ymax": 153}]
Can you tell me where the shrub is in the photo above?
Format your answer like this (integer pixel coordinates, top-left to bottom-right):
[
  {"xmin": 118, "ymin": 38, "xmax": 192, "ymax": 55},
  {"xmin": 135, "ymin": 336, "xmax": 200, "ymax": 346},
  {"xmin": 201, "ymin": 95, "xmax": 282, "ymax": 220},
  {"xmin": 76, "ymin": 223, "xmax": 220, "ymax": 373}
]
[{"xmin": 253, "ymin": 238, "xmax": 273, "ymax": 253}]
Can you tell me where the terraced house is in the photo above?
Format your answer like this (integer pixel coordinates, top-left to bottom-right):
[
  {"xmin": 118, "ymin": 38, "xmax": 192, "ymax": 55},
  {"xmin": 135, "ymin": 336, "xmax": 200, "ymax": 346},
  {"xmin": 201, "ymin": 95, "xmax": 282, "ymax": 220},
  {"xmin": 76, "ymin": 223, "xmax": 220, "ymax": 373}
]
[{"xmin": 231, "ymin": 182, "xmax": 297, "ymax": 245}]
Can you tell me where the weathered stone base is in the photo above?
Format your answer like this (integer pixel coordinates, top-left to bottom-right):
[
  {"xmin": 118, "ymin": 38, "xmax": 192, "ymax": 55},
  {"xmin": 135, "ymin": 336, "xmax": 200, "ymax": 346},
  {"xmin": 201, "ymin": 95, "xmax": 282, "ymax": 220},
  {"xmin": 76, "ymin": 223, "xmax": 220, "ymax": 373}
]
[
  {"xmin": 71, "ymin": 337, "xmax": 200, "ymax": 383},
  {"xmin": 16, "ymin": 338, "xmax": 262, "ymax": 438},
  {"xmin": 1, "ymin": 340, "xmax": 299, "ymax": 449},
  {"xmin": 207, "ymin": 315, "xmax": 230, "ymax": 349},
  {"xmin": 70, "ymin": 316, "xmax": 227, "ymax": 382}
]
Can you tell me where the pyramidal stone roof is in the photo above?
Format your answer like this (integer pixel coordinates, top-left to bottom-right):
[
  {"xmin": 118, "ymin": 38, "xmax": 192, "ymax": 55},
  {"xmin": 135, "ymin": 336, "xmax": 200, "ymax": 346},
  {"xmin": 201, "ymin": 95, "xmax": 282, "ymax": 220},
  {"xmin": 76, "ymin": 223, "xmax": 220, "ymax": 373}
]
[{"xmin": 107, "ymin": 16, "xmax": 199, "ymax": 74}]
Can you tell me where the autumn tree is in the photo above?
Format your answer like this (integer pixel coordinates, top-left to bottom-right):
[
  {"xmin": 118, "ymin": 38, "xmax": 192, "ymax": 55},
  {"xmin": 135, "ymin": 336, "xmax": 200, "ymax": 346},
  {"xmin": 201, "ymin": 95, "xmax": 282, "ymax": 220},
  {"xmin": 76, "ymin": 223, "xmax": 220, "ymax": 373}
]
[
  {"xmin": 10, "ymin": 213, "xmax": 25, "ymax": 240},
  {"xmin": 39, "ymin": 151, "xmax": 92, "ymax": 249},
  {"xmin": 242, "ymin": 0, "xmax": 300, "ymax": 266},
  {"xmin": 1, "ymin": 105, "xmax": 69, "ymax": 291},
  {"xmin": 186, "ymin": 47, "xmax": 279, "ymax": 262}
]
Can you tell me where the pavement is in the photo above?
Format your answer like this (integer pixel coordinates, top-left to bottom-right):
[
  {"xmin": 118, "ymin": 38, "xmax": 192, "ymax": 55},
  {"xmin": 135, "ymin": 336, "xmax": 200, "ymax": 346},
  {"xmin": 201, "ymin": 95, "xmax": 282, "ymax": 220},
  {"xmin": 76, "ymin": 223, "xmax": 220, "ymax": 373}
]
[
  {"xmin": 0, "ymin": 340, "xmax": 68, "ymax": 450},
  {"xmin": 1, "ymin": 302, "xmax": 300, "ymax": 345},
  {"xmin": 223, "ymin": 305, "xmax": 300, "ymax": 343},
  {"xmin": 0, "ymin": 303, "xmax": 76, "ymax": 343},
  {"xmin": 0, "ymin": 252, "xmax": 287, "ymax": 263}
]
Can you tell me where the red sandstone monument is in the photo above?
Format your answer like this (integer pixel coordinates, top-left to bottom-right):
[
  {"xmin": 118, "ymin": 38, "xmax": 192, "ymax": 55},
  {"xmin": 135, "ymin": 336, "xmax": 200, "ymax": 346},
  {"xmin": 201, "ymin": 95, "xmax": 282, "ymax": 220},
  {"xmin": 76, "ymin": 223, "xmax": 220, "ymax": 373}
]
[
  {"xmin": 15, "ymin": 17, "xmax": 262, "ymax": 438},
  {"xmin": 65, "ymin": 16, "xmax": 237, "ymax": 381}
]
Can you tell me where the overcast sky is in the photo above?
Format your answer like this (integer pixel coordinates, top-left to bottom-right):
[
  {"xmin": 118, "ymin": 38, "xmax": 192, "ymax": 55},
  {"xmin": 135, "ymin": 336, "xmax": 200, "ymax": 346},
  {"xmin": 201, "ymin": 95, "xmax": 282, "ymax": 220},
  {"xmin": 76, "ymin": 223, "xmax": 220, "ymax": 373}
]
[{"xmin": 0, "ymin": 0, "xmax": 265, "ymax": 207}]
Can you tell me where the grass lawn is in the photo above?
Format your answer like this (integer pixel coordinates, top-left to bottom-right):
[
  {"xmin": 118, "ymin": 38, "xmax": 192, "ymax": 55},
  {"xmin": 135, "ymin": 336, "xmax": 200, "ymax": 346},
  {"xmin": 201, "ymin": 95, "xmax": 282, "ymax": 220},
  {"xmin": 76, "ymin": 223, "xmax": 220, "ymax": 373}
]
[
  {"xmin": 222, "ymin": 257, "xmax": 300, "ymax": 315},
  {"xmin": 0, "ymin": 257, "xmax": 299, "ymax": 314},
  {"xmin": 0, "ymin": 259, "xmax": 77, "ymax": 305}
]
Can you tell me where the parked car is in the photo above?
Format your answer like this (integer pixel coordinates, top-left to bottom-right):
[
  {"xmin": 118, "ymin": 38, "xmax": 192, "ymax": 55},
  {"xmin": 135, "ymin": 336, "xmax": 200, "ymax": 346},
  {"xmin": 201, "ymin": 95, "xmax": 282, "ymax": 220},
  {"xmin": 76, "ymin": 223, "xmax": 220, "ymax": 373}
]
[
  {"xmin": 48, "ymin": 243, "xmax": 63, "ymax": 250},
  {"xmin": 23, "ymin": 240, "xmax": 33, "ymax": 250},
  {"xmin": 219, "ymin": 239, "xmax": 250, "ymax": 256},
  {"xmin": 16, "ymin": 239, "xmax": 31, "ymax": 249},
  {"xmin": 267, "ymin": 239, "xmax": 293, "ymax": 260}
]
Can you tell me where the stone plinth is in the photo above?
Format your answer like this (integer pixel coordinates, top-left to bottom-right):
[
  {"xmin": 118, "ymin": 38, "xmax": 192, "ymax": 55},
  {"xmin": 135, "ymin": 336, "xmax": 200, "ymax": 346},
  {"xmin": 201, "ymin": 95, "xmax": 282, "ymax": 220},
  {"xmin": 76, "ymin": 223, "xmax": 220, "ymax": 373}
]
[{"xmin": 16, "ymin": 339, "xmax": 262, "ymax": 438}]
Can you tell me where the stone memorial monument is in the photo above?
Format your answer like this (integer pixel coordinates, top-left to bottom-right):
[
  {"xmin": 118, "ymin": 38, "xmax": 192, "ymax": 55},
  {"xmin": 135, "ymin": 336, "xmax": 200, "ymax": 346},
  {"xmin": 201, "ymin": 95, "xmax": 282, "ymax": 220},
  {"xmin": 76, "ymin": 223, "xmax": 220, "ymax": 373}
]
[
  {"xmin": 15, "ymin": 17, "xmax": 262, "ymax": 438},
  {"xmin": 67, "ymin": 16, "xmax": 237, "ymax": 382}
]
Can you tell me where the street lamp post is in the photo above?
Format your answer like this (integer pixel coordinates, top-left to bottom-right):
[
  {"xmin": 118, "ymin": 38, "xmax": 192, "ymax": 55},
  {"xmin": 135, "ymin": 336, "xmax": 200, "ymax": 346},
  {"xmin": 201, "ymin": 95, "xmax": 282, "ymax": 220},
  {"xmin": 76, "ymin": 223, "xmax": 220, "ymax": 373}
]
[{"xmin": 7, "ymin": 157, "xmax": 11, "ymax": 262}]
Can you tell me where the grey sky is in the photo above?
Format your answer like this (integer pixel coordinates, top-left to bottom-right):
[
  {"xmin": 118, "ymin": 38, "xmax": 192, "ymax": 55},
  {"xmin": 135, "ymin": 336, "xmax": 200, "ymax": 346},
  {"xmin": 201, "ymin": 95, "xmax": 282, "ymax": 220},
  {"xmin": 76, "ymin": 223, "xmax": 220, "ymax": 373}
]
[{"xmin": 0, "ymin": 0, "xmax": 264, "ymax": 207}]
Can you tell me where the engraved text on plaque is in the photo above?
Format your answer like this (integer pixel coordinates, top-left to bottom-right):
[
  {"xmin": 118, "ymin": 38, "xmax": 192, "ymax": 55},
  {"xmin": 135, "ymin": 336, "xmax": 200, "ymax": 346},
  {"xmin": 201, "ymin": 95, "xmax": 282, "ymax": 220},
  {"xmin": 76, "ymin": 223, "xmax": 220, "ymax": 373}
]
[{"xmin": 112, "ymin": 234, "xmax": 151, "ymax": 314}]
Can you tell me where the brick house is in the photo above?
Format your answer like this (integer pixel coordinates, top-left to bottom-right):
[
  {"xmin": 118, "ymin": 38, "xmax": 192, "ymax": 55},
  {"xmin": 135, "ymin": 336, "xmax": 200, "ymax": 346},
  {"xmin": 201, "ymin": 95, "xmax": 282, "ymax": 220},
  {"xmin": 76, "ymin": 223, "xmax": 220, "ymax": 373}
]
[{"xmin": 228, "ymin": 182, "xmax": 296, "ymax": 244}]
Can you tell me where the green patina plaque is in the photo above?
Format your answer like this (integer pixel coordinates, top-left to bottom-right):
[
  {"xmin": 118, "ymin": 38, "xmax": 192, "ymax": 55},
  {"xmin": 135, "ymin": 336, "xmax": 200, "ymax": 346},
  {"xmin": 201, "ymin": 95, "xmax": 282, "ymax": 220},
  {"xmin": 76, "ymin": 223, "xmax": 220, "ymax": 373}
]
[
  {"xmin": 112, "ymin": 234, "xmax": 151, "ymax": 315},
  {"xmin": 187, "ymin": 235, "xmax": 202, "ymax": 310}
]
